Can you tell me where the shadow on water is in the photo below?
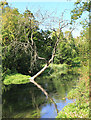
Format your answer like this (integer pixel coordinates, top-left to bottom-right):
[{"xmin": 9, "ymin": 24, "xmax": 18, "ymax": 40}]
[{"xmin": 2, "ymin": 68, "xmax": 79, "ymax": 118}]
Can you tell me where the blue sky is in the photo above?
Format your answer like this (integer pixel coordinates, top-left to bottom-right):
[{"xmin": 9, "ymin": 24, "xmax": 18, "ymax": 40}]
[
  {"xmin": 6, "ymin": 0, "xmax": 87, "ymax": 2},
  {"xmin": 6, "ymin": 0, "xmax": 88, "ymax": 37},
  {"xmin": 8, "ymin": 2, "xmax": 74, "ymax": 16},
  {"xmin": 7, "ymin": 0, "xmax": 77, "ymax": 2}
]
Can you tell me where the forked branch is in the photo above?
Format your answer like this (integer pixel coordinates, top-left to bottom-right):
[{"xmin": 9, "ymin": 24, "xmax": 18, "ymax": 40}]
[{"xmin": 29, "ymin": 33, "xmax": 60, "ymax": 81}]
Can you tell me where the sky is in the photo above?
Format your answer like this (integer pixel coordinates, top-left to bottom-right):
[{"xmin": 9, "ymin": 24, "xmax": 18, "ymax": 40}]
[
  {"xmin": 5, "ymin": 0, "xmax": 88, "ymax": 37},
  {"xmin": 7, "ymin": 0, "xmax": 77, "ymax": 2},
  {"xmin": 6, "ymin": 0, "xmax": 87, "ymax": 2},
  {"xmin": 7, "ymin": 1, "xmax": 74, "ymax": 15}
]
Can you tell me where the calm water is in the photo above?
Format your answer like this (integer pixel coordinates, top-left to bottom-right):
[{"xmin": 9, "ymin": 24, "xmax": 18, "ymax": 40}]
[{"xmin": 2, "ymin": 70, "xmax": 79, "ymax": 118}]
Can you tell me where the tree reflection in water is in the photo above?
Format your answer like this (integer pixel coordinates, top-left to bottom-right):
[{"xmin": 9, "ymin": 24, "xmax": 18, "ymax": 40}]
[{"xmin": 2, "ymin": 70, "xmax": 79, "ymax": 118}]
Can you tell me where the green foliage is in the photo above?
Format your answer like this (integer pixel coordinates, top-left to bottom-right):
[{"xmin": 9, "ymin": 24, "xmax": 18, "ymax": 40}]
[
  {"xmin": 54, "ymin": 31, "xmax": 80, "ymax": 67},
  {"xmin": 1, "ymin": 3, "xmax": 56, "ymax": 74},
  {"xmin": 12, "ymin": 109, "xmax": 40, "ymax": 118},
  {"xmin": 50, "ymin": 63, "xmax": 68, "ymax": 75},
  {"xmin": 41, "ymin": 63, "xmax": 69, "ymax": 77},
  {"xmin": 70, "ymin": 0, "xmax": 89, "ymax": 67},
  {"xmin": 2, "ymin": 3, "xmax": 38, "ymax": 74},
  {"xmin": 35, "ymin": 30, "xmax": 55, "ymax": 60},
  {"xmin": 3, "ymin": 73, "xmax": 30, "ymax": 85},
  {"xmin": 56, "ymin": 66, "xmax": 89, "ymax": 118},
  {"xmin": 2, "ymin": 7, "xmax": 20, "ymax": 45},
  {"xmin": 74, "ymin": 27, "xmax": 89, "ymax": 66},
  {"xmin": 71, "ymin": 0, "xmax": 90, "ymax": 23},
  {"xmin": 57, "ymin": 102, "xmax": 89, "ymax": 118}
]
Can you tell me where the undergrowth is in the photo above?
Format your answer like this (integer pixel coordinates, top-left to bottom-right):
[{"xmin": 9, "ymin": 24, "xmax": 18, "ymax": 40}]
[{"xmin": 56, "ymin": 65, "xmax": 90, "ymax": 118}]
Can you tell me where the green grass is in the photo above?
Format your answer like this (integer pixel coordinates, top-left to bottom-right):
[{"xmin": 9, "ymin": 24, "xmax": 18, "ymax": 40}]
[
  {"xmin": 3, "ymin": 73, "xmax": 30, "ymax": 85},
  {"xmin": 56, "ymin": 65, "xmax": 90, "ymax": 118}
]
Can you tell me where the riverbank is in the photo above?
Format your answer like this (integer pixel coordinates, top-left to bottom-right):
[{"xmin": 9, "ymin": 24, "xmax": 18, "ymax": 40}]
[{"xmin": 56, "ymin": 65, "xmax": 89, "ymax": 118}]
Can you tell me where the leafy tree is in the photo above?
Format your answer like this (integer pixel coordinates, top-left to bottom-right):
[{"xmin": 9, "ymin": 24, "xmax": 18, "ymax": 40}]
[
  {"xmin": 71, "ymin": 0, "xmax": 90, "ymax": 22},
  {"xmin": 2, "ymin": 4, "xmax": 40, "ymax": 74},
  {"xmin": 54, "ymin": 30, "xmax": 80, "ymax": 67},
  {"xmin": 74, "ymin": 27, "xmax": 89, "ymax": 66},
  {"xmin": 2, "ymin": 2, "xmax": 57, "ymax": 75},
  {"xmin": 71, "ymin": 0, "xmax": 89, "ymax": 66}
]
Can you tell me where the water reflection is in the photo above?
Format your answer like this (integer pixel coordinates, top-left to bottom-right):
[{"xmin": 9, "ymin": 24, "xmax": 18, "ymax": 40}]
[
  {"xmin": 40, "ymin": 98, "xmax": 74, "ymax": 118},
  {"xmin": 2, "ymin": 70, "xmax": 79, "ymax": 118}
]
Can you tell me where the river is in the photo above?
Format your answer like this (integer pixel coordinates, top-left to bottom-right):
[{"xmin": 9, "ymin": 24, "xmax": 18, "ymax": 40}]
[{"xmin": 2, "ymin": 69, "xmax": 79, "ymax": 118}]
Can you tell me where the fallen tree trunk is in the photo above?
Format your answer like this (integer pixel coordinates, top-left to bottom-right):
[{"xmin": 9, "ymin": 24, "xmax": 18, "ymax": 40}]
[
  {"xmin": 29, "ymin": 35, "xmax": 59, "ymax": 80},
  {"xmin": 29, "ymin": 36, "xmax": 60, "ymax": 113}
]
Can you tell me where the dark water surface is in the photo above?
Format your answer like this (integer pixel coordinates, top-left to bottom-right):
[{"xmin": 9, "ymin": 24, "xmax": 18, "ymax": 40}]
[{"xmin": 2, "ymin": 70, "xmax": 79, "ymax": 118}]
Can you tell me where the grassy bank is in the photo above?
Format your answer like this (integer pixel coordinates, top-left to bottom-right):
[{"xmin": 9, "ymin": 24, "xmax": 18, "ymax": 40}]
[{"xmin": 56, "ymin": 65, "xmax": 89, "ymax": 118}]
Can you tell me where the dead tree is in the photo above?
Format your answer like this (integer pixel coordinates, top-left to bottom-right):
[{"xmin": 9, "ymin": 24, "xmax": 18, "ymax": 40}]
[
  {"xmin": 27, "ymin": 10, "xmax": 70, "ymax": 113},
  {"xmin": 12, "ymin": 9, "xmax": 69, "ymax": 113}
]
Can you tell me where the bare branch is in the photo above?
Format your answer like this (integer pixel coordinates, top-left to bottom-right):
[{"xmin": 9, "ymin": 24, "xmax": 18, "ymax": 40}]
[
  {"xmin": 29, "ymin": 29, "xmax": 61, "ymax": 80},
  {"xmin": 31, "ymin": 32, "xmax": 34, "ymax": 45},
  {"xmin": 37, "ymin": 56, "xmax": 47, "ymax": 62}
]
